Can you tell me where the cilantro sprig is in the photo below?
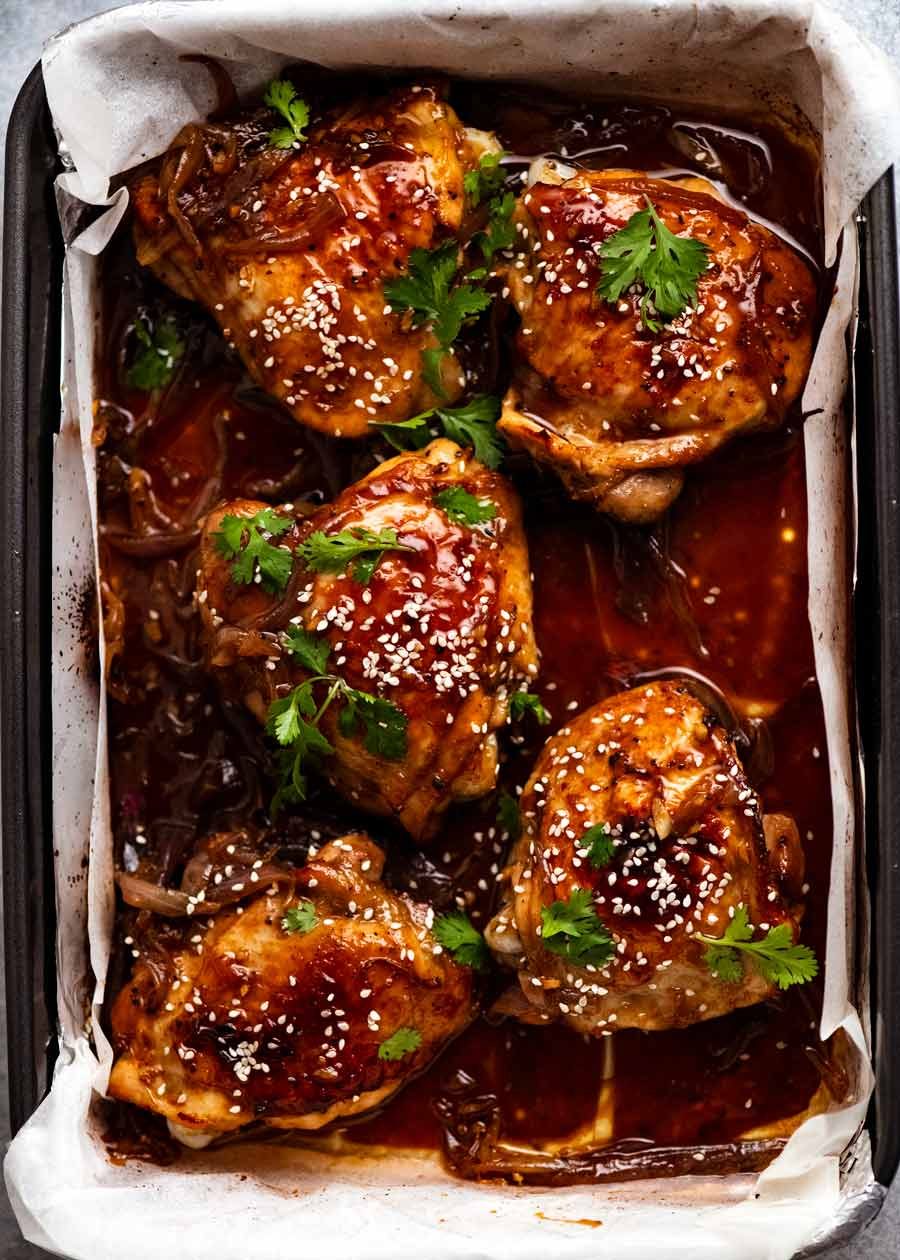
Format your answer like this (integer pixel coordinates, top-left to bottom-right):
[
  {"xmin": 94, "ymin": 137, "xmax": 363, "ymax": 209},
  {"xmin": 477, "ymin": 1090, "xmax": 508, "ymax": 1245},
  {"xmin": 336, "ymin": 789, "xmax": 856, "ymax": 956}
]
[
  {"xmin": 268, "ymin": 631, "xmax": 408, "ymax": 812},
  {"xmin": 267, "ymin": 681, "xmax": 336, "ymax": 812},
  {"xmin": 299, "ymin": 527, "xmax": 414, "ymax": 585},
  {"xmin": 433, "ymin": 911, "xmax": 490, "ymax": 969},
  {"xmin": 385, "ymin": 241, "xmax": 489, "ymax": 346},
  {"xmin": 213, "ymin": 507, "xmax": 294, "ymax": 594},
  {"xmin": 597, "ymin": 197, "xmax": 711, "ymax": 331},
  {"xmin": 579, "ymin": 823, "xmax": 615, "ymax": 870},
  {"xmin": 468, "ymin": 190, "xmax": 516, "ymax": 280},
  {"xmin": 464, "ymin": 152, "xmax": 507, "ymax": 207},
  {"xmin": 377, "ymin": 1027, "xmax": 422, "ymax": 1061},
  {"xmin": 126, "ymin": 314, "xmax": 184, "ymax": 391},
  {"xmin": 695, "ymin": 905, "xmax": 818, "ymax": 990},
  {"xmin": 263, "ymin": 78, "xmax": 310, "ymax": 149},
  {"xmin": 427, "ymin": 395, "xmax": 505, "ymax": 466},
  {"xmin": 434, "ymin": 486, "xmax": 497, "ymax": 527},
  {"xmin": 509, "ymin": 690, "xmax": 550, "ymax": 726},
  {"xmin": 373, "ymin": 395, "xmax": 504, "ymax": 469},
  {"xmin": 281, "ymin": 900, "xmax": 317, "ymax": 935},
  {"xmin": 540, "ymin": 888, "xmax": 615, "ymax": 968},
  {"xmin": 384, "ymin": 241, "xmax": 492, "ymax": 395}
]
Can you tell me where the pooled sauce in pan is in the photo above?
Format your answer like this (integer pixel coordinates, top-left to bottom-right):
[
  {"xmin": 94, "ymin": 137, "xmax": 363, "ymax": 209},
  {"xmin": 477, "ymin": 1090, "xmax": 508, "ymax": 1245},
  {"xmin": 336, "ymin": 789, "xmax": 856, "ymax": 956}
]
[{"xmin": 95, "ymin": 79, "xmax": 840, "ymax": 1179}]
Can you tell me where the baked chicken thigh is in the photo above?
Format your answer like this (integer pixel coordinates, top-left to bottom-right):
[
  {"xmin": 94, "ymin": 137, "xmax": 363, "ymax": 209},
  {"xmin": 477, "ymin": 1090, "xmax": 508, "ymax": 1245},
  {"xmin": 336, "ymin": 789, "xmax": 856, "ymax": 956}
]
[
  {"xmin": 498, "ymin": 169, "xmax": 817, "ymax": 521},
  {"xmin": 486, "ymin": 681, "xmax": 808, "ymax": 1032},
  {"xmin": 198, "ymin": 439, "xmax": 538, "ymax": 840},
  {"xmin": 109, "ymin": 832, "xmax": 474, "ymax": 1140},
  {"xmin": 132, "ymin": 81, "xmax": 494, "ymax": 436}
]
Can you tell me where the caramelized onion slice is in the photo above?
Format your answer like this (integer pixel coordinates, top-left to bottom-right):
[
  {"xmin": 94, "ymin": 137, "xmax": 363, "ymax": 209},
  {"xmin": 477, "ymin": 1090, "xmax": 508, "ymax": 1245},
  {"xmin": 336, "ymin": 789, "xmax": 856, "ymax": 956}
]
[
  {"xmin": 101, "ymin": 527, "xmax": 201, "ymax": 557},
  {"xmin": 220, "ymin": 191, "xmax": 344, "ymax": 257},
  {"xmin": 434, "ymin": 1070, "xmax": 785, "ymax": 1185},
  {"xmin": 116, "ymin": 874, "xmax": 192, "ymax": 917},
  {"xmin": 116, "ymin": 864, "xmax": 297, "ymax": 918}
]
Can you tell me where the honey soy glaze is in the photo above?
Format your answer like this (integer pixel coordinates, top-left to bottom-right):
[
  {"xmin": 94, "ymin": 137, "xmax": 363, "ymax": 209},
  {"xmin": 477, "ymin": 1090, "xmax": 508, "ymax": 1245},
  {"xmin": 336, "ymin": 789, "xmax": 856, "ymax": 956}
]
[{"xmin": 96, "ymin": 80, "xmax": 838, "ymax": 1177}]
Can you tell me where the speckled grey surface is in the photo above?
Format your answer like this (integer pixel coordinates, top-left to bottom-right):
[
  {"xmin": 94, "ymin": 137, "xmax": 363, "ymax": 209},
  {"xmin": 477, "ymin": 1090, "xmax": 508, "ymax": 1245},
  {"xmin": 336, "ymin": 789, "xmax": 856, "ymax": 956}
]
[{"xmin": 0, "ymin": 1, "xmax": 898, "ymax": 1256}]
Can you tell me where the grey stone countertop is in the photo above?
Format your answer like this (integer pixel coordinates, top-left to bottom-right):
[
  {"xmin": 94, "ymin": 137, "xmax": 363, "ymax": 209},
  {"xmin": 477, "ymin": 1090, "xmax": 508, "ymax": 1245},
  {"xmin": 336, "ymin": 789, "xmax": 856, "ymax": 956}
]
[{"xmin": 0, "ymin": 1, "xmax": 898, "ymax": 1256}]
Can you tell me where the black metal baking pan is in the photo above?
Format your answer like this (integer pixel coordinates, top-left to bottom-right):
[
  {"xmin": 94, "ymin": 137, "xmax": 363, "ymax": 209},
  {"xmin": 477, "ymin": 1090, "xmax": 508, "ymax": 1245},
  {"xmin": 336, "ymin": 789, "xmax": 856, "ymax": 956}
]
[
  {"xmin": 2, "ymin": 58, "xmax": 898, "ymax": 1230},
  {"xmin": 855, "ymin": 166, "xmax": 900, "ymax": 1190},
  {"xmin": 1, "ymin": 62, "xmax": 62, "ymax": 1138}
]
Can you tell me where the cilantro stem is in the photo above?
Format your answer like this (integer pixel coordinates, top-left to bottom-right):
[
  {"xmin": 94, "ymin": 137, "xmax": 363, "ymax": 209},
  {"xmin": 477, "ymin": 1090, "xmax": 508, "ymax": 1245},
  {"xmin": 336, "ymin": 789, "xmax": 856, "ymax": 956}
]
[
  {"xmin": 313, "ymin": 677, "xmax": 344, "ymax": 726},
  {"xmin": 266, "ymin": 634, "xmax": 408, "ymax": 814}
]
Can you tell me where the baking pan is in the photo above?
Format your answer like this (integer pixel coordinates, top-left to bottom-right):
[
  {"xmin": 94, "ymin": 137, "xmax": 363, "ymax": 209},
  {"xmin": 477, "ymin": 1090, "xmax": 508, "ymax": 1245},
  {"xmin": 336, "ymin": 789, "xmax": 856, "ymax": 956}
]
[
  {"xmin": 855, "ymin": 167, "xmax": 900, "ymax": 1190},
  {"xmin": 2, "ymin": 55, "xmax": 899, "ymax": 1222},
  {"xmin": 1, "ymin": 62, "xmax": 62, "ymax": 1138}
]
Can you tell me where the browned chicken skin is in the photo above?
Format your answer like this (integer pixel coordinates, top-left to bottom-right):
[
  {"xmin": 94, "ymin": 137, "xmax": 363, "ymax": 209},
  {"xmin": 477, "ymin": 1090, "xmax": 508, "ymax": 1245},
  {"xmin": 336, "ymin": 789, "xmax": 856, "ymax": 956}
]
[
  {"xmin": 109, "ymin": 833, "xmax": 475, "ymax": 1140},
  {"xmin": 132, "ymin": 83, "xmax": 495, "ymax": 436},
  {"xmin": 498, "ymin": 169, "xmax": 817, "ymax": 522},
  {"xmin": 486, "ymin": 681, "xmax": 806, "ymax": 1032},
  {"xmin": 197, "ymin": 439, "xmax": 538, "ymax": 840}
]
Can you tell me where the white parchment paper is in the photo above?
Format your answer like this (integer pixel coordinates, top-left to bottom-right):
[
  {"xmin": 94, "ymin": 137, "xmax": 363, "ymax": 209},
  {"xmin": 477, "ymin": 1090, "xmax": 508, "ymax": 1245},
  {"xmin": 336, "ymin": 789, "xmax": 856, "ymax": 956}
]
[{"xmin": 6, "ymin": 2, "xmax": 900, "ymax": 1257}]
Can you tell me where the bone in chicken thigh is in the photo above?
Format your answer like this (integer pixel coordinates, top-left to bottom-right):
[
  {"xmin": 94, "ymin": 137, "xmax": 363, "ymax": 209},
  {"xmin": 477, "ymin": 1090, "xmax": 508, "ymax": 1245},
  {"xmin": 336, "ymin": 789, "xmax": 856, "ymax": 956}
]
[
  {"xmin": 109, "ymin": 832, "xmax": 474, "ymax": 1141},
  {"xmin": 197, "ymin": 439, "xmax": 538, "ymax": 841},
  {"xmin": 497, "ymin": 169, "xmax": 817, "ymax": 522},
  {"xmin": 486, "ymin": 681, "xmax": 807, "ymax": 1033},
  {"xmin": 131, "ymin": 81, "xmax": 496, "ymax": 436}
]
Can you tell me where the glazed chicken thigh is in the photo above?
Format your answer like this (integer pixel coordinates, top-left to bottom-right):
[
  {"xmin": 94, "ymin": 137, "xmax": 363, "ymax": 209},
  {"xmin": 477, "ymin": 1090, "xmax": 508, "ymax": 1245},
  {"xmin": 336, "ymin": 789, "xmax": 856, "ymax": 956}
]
[
  {"xmin": 486, "ymin": 681, "xmax": 807, "ymax": 1032},
  {"xmin": 132, "ymin": 82, "xmax": 494, "ymax": 436},
  {"xmin": 498, "ymin": 169, "xmax": 817, "ymax": 521},
  {"xmin": 197, "ymin": 439, "xmax": 538, "ymax": 840},
  {"xmin": 109, "ymin": 833, "xmax": 474, "ymax": 1139}
]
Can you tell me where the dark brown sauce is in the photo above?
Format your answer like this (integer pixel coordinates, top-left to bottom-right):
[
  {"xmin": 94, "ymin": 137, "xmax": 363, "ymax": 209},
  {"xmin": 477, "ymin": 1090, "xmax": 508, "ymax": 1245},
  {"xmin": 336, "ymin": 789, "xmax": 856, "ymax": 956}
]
[{"xmin": 96, "ymin": 75, "xmax": 838, "ymax": 1180}]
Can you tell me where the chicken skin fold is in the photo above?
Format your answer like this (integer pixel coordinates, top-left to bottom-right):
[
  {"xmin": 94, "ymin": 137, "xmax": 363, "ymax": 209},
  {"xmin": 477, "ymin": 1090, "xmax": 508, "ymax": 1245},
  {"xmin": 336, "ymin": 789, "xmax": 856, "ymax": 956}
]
[
  {"xmin": 486, "ymin": 681, "xmax": 806, "ymax": 1032},
  {"xmin": 109, "ymin": 833, "xmax": 475, "ymax": 1141},
  {"xmin": 197, "ymin": 439, "xmax": 538, "ymax": 840},
  {"xmin": 132, "ymin": 82, "xmax": 495, "ymax": 437},
  {"xmin": 497, "ymin": 169, "xmax": 817, "ymax": 522}
]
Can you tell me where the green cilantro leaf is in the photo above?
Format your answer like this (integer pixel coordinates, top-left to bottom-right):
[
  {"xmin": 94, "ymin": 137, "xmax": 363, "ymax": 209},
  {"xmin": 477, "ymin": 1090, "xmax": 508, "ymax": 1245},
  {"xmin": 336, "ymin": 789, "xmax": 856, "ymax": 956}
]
[
  {"xmin": 695, "ymin": 905, "xmax": 819, "ymax": 990},
  {"xmin": 421, "ymin": 345, "xmax": 448, "ymax": 396},
  {"xmin": 433, "ymin": 911, "xmax": 490, "ymax": 969},
  {"xmin": 338, "ymin": 689, "xmax": 408, "ymax": 760},
  {"xmin": 509, "ymin": 690, "xmax": 550, "ymax": 725},
  {"xmin": 469, "ymin": 190, "xmax": 517, "ymax": 277},
  {"xmin": 266, "ymin": 666, "xmax": 407, "ymax": 813},
  {"xmin": 580, "ymin": 823, "xmax": 615, "ymax": 869},
  {"xmin": 369, "ymin": 412, "xmax": 434, "ymax": 453},
  {"xmin": 434, "ymin": 486, "xmax": 497, "ymax": 527},
  {"xmin": 281, "ymin": 900, "xmax": 317, "ymax": 935},
  {"xmin": 464, "ymin": 151, "xmax": 507, "ymax": 207},
  {"xmin": 377, "ymin": 1027, "xmax": 422, "ymax": 1061},
  {"xmin": 541, "ymin": 888, "xmax": 615, "ymax": 968},
  {"xmin": 703, "ymin": 942, "xmax": 745, "ymax": 985},
  {"xmin": 433, "ymin": 285, "xmax": 493, "ymax": 352},
  {"xmin": 437, "ymin": 395, "xmax": 505, "ymax": 468},
  {"xmin": 385, "ymin": 241, "xmax": 460, "ymax": 329},
  {"xmin": 266, "ymin": 680, "xmax": 335, "ymax": 813},
  {"xmin": 270, "ymin": 745, "xmax": 310, "ymax": 815},
  {"xmin": 497, "ymin": 789, "xmax": 521, "ymax": 840},
  {"xmin": 283, "ymin": 626, "xmax": 332, "ymax": 675},
  {"xmin": 597, "ymin": 197, "xmax": 711, "ymax": 330},
  {"xmin": 266, "ymin": 680, "xmax": 323, "ymax": 747},
  {"xmin": 384, "ymin": 241, "xmax": 492, "ymax": 398},
  {"xmin": 299, "ymin": 527, "xmax": 414, "ymax": 585},
  {"xmin": 126, "ymin": 315, "xmax": 184, "ymax": 391},
  {"xmin": 213, "ymin": 508, "xmax": 294, "ymax": 594},
  {"xmin": 372, "ymin": 394, "xmax": 504, "ymax": 468},
  {"xmin": 263, "ymin": 78, "xmax": 310, "ymax": 149}
]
